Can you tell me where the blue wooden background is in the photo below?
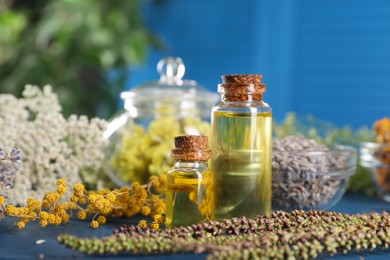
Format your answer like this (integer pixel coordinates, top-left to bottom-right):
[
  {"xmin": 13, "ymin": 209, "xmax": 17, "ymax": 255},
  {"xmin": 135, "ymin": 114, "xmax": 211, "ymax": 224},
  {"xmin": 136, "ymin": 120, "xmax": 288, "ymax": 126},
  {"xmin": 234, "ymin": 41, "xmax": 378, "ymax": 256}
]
[{"xmin": 125, "ymin": 0, "xmax": 390, "ymax": 128}]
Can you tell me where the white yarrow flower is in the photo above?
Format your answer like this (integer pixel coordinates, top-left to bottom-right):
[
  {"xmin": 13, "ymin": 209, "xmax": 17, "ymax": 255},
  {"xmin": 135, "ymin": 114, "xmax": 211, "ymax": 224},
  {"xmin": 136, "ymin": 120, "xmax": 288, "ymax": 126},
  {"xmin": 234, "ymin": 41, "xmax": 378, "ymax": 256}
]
[{"xmin": 0, "ymin": 85, "xmax": 108, "ymax": 205}]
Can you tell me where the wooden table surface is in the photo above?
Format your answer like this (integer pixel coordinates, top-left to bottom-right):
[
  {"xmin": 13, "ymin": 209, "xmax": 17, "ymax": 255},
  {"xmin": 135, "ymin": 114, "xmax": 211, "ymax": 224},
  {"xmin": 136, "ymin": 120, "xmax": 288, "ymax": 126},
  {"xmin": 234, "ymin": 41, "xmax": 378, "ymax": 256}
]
[{"xmin": 1, "ymin": 193, "xmax": 390, "ymax": 259}]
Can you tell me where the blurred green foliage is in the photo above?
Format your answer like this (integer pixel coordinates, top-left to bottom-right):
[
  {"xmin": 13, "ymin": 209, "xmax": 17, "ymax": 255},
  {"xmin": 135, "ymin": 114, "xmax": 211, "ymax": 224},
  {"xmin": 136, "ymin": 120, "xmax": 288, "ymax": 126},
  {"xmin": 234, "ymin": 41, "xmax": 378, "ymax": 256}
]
[
  {"xmin": 274, "ymin": 112, "xmax": 376, "ymax": 195},
  {"xmin": 0, "ymin": 0, "xmax": 163, "ymax": 118}
]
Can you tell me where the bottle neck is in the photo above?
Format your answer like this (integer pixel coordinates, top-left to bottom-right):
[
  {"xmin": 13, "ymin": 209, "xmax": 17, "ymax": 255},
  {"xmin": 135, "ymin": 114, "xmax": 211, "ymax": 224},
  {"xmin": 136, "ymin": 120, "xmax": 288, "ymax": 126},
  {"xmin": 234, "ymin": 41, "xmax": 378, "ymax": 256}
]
[
  {"xmin": 218, "ymin": 82, "xmax": 265, "ymax": 102},
  {"xmin": 173, "ymin": 161, "xmax": 208, "ymax": 169},
  {"xmin": 220, "ymin": 93, "xmax": 263, "ymax": 102}
]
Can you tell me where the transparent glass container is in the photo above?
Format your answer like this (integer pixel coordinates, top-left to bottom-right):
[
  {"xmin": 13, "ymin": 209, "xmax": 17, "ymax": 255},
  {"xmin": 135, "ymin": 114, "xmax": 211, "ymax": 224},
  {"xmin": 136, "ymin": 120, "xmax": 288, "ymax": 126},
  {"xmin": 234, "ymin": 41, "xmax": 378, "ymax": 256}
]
[
  {"xmin": 166, "ymin": 135, "xmax": 213, "ymax": 228},
  {"xmin": 103, "ymin": 57, "xmax": 218, "ymax": 186},
  {"xmin": 360, "ymin": 142, "xmax": 390, "ymax": 202},
  {"xmin": 272, "ymin": 144, "xmax": 357, "ymax": 211},
  {"xmin": 210, "ymin": 74, "xmax": 272, "ymax": 220}
]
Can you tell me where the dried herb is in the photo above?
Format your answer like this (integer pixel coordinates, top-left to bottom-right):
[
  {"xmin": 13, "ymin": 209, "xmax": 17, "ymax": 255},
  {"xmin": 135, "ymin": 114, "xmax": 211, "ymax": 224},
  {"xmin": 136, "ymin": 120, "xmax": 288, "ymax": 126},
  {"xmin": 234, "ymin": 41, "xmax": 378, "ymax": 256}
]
[
  {"xmin": 362, "ymin": 118, "xmax": 390, "ymax": 198},
  {"xmin": 0, "ymin": 148, "xmax": 21, "ymax": 218},
  {"xmin": 5, "ymin": 176, "xmax": 166, "ymax": 229},
  {"xmin": 58, "ymin": 210, "xmax": 390, "ymax": 259},
  {"xmin": 374, "ymin": 118, "xmax": 390, "ymax": 143},
  {"xmin": 0, "ymin": 85, "xmax": 107, "ymax": 205},
  {"xmin": 107, "ymin": 110, "xmax": 210, "ymax": 185},
  {"xmin": 273, "ymin": 112, "xmax": 375, "ymax": 196},
  {"xmin": 272, "ymin": 136, "xmax": 352, "ymax": 210}
]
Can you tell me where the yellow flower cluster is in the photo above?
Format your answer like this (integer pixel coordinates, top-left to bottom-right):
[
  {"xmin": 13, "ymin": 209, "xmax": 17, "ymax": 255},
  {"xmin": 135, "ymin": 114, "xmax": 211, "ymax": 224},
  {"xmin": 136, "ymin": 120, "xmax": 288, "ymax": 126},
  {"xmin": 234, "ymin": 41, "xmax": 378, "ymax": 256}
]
[
  {"xmin": 0, "ymin": 195, "xmax": 5, "ymax": 218},
  {"xmin": 198, "ymin": 173, "xmax": 214, "ymax": 220},
  {"xmin": 5, "ymin": 179, "xmax": 71, "ymax": 229},
  {"xmin": 108, "ymin": 108, "xmax": 210, "ymax": 184},
  {"xmin": 137, "ymin": 213, "xmax": 165, "ymax": 230},
  {"xmin": 374, "ymin": 117, "xmax": 390, "ymax": 143},
  {"xmin": 4, "ymin": 175, "xmax": 167, "ymax": 230},
  {"xmin": 72, "ymin": 174, "xmax": 167, "ymax": 229}
]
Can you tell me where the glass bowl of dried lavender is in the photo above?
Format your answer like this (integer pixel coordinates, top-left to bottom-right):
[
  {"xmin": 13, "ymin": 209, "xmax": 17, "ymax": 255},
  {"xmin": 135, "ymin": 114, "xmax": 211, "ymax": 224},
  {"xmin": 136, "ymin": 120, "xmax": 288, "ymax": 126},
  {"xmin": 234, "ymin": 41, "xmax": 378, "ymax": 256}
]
[
  {"xmin": 360, "ymin": 142, "xmax": 390, "ymax": 202},
  {"xmin": 272, "ymin": 135, "xmax": 357, "ymax": 211}
]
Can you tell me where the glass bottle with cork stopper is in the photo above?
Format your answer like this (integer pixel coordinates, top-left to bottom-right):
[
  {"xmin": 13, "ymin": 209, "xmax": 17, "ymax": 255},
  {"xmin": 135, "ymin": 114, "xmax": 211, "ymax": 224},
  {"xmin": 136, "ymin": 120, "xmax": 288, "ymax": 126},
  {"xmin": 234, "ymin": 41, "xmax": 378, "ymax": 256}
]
[
  {"xmin": 210, "ymin": 74, "xmax": 272, "ymax": 220},
  {"xmin": 166, "ymin": 135, "xmax": 213, "ymax": 228}
]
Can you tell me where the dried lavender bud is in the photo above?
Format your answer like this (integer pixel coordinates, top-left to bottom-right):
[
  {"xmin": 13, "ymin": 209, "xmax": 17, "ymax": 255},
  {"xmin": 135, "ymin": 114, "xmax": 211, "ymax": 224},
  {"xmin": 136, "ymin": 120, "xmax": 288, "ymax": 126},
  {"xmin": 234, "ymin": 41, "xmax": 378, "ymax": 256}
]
[
  {"xmin": 0, "ymin": 148, "xmax": 21, "ymax": 196},
  {"xmin": 272, "ymin": 135, "xmax": 350, "ymax": 210},
  {"xmin": 0, "ymin": 148, "xmax": 21, "ymax": 218}
]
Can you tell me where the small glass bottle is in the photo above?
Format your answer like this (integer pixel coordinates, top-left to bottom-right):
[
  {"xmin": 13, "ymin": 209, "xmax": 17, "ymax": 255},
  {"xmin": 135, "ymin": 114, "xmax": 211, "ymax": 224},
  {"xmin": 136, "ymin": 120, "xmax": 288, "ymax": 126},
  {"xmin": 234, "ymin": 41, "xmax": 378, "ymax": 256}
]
[
  {"xmin": 211, "ymin": 74, "xmax": 272, "ymax": 220},
  {"xmin": 166, "ymin": 135, "xmax": 213, "ymax": 228}
]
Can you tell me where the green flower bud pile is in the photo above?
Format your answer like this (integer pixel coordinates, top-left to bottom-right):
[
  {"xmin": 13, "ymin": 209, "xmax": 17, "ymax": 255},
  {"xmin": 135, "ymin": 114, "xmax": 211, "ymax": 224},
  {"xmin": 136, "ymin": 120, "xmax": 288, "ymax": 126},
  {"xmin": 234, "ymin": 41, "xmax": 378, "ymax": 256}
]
[{"xmin": 58, "ymin": 210, "xmax": 390, "ymax": 259}]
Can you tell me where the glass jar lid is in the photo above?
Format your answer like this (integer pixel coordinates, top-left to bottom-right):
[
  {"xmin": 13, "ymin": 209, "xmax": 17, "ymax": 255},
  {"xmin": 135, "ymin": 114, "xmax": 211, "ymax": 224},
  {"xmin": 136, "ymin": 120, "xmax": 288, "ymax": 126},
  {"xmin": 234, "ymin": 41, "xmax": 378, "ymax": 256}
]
[{"xmin": 120, "ymin": 57, "xmax": 218, "ymax": 109}]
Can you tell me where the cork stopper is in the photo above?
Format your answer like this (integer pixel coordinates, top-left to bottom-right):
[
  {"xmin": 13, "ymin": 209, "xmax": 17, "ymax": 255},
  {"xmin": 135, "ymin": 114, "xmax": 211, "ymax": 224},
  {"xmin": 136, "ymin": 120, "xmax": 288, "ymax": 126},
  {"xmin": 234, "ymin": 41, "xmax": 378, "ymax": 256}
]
[
  {"xmin": 218, "ymin": 74, "xmax": 266, "ymax": 102},
  {"xmin": 171, "ymin": 135, "xmax": 211, "ymax": 161},
  {"xmin": 222, "ymin": 74, "xmax": 262, "ymax": 84}
]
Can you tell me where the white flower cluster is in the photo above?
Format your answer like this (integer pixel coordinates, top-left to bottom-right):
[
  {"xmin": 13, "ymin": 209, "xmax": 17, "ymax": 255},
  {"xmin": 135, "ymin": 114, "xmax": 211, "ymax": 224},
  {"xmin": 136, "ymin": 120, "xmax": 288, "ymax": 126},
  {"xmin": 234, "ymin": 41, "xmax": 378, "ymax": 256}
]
[{"xmin": 0, "ymin": 85, "xmax": 107, "ymax": 205}]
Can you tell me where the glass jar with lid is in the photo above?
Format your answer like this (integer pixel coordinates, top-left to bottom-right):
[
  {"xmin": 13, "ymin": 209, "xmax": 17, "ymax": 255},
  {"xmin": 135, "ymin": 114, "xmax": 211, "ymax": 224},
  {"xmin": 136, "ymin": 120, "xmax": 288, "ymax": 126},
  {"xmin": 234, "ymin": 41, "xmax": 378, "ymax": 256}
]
[{"xmin": 103, "ymin": 57, "xmax": 218, "ymax": 186}]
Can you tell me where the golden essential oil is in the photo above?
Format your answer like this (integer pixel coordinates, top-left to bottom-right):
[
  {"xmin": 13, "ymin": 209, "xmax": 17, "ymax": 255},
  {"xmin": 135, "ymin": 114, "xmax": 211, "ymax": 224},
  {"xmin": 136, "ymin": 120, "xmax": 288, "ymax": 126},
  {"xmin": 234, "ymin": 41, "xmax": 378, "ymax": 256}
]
[
  {"xmin": 166, "ymin": 135, "xmax": 213, "ymax": 229},
  {"xmin": 166, "ymin": 167, "xmax": 213, "ymax": 228},
  {"xmin": 211, "ymin": 111, "xmax": 272, "ymax": 219}
]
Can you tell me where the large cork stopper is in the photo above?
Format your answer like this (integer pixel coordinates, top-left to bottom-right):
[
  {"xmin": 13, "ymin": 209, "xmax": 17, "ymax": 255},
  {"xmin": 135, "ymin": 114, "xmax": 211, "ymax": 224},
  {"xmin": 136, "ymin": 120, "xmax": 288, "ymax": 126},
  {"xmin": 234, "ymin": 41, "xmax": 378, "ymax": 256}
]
[
  {"xmin": 218, "ymin": 74, "xmax": 266, "ymax": 102},
  {"xmin": 171, "ymin": 135, "xmax": 211, "ymax": 161},
  {"xmin": 222, "ymin": 74, "xmax": 262, "ymax": 84}
]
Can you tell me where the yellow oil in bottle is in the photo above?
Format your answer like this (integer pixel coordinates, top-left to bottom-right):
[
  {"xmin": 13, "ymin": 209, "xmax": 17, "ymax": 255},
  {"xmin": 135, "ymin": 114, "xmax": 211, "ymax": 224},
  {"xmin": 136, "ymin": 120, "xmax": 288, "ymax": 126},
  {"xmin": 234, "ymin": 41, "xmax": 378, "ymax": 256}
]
[
  {"xmin": 211, "ymin": 111, "xmax": 272, "ymax": 220},
  {"xmin": 166, "ymin": 166, "xmax": 213, "ymax": 228}
]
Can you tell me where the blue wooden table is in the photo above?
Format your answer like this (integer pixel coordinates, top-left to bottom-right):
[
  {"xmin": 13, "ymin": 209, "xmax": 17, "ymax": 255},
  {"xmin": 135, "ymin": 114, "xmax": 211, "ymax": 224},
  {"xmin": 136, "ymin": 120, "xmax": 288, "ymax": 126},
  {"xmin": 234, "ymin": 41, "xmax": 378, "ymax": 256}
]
[{"xmin": 1, "ymin": 193, "xmax": 390, "ymax": 259}]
